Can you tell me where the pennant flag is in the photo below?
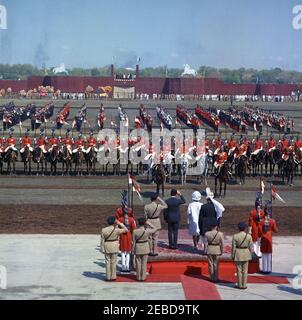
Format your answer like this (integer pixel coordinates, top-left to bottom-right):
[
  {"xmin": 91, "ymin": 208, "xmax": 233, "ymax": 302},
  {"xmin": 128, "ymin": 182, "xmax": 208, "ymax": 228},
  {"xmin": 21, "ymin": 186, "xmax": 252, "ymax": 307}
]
[
  {"xmin": 128, "ymin": 174, "xmax": 142, "ymax": 201},
  {"xmin": 260, "ymin": 177, "xmax": 265, "ymax": 194},
  {"xmin": 271, "ymin": 184, "xmax": 286, "ymax": 203},
  {"xmin": 187, "ymin": 118, "xmax": 192, "ymax": 125}
]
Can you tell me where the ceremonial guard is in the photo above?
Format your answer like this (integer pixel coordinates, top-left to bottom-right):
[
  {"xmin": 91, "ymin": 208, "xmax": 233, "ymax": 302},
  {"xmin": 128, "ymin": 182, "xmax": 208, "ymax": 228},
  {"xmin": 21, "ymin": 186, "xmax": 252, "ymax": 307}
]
[
  {"xmin": 267, "ymin": 135, "xmax": 277, "ymax": 153},
  {"xmin": 116, "ymin": 207, "xmax": 136, "ymax": 272},
  {"xmin": 251, "ymin": 136, "xmax": 263, "ymax": 155},
  {"xmin": 259, "ymin": 205, "xmax": 278, "ymax": 274},
  {"xmin": 213, "ymin": 145, "xmax": 228, "ymax": 175},
  {"xmin": 4, "ymin": 129, "xmax": 18, "ymax": 154},
  {"xmin": 248, "ymin": 197, "xmax": 265, "ymax": 256},
  {"xmin": 0, "ymin": 130, "xmax": 5, "ymax": 153},
  {"xmin": 73, "ymin": 133, "xmax": 85, "ymax": 153},
  {"xmin": 100, "ymin": 216, "xmax": 128, "ymax": 281},
  {"xmin": 62, "ymin": 130, "xmax": 73, "ymax": 155},
  {"xmin": 20, "ymin": 129, "xmax": 33, "ymax": 154},
  {"xmin": 132, "ymin": 218, "xmax": 157, "ymax": 281},
  {"xmin": 204, "ymin": 223, "xmax": 224, "ymax": 282},
  {"xmin": 48, "ymin": 129, "xmax": 58, "ymax": 152},
  {"xmin": 85, "ymin": 130, "xmax": 98, "ymax": 153},
  {"xmin": 232, "ymin": 222, "xmax": 254, "ymax": 289},
  {"xmin": 36, "ymin": 129, "xmax": 48, "ymax": 153},
  {"xmin": 280, "ymin": 135, "xmax": 289, "ymax": 153},
  {"xmin": 213, "ymin": 135, "xmax": 222, "ymax": 155},
  {"xmin": 294, "ymin": 136, "xmax": 302, "ymax": 152},
  {"xmin": 227, "ymin": 135, "xmax": 237, "ymax": 156},
  {"xmin": 144, "ymin": 193, "xmax": 168, "ymax": 256}
]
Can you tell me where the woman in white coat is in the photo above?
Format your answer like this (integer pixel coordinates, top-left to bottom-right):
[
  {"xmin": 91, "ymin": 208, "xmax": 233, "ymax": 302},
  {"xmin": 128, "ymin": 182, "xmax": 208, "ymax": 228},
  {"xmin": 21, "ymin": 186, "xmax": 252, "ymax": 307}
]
[{"xmin": 187, "ymin": 191, "xmax": 203, "ymax": 249}]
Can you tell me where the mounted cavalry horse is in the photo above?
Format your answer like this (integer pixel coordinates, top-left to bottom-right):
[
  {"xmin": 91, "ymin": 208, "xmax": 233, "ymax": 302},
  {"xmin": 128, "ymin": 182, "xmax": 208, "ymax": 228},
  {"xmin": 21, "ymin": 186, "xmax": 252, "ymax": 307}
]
[
  {"xmin": 49, "ymin": 145, "xmax": 60, "ymax": 175},
  {"xmin": 33, "ymin": 146, "xmax": 47, "ymax": 176},
  {"xmin": 282, "ymin": 151, "xmax": 295, "ymax": 186}
]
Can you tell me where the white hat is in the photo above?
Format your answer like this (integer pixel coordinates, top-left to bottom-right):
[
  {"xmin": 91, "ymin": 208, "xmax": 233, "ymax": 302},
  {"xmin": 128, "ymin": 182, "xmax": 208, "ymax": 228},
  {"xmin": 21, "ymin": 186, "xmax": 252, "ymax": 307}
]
[
  {"xmin": 205, "ymin": 187, "xmax": 214, "ymax": 199},
  {"xmin": 192, "ymin": 191, "xmax": 201, "ymax": 201}
]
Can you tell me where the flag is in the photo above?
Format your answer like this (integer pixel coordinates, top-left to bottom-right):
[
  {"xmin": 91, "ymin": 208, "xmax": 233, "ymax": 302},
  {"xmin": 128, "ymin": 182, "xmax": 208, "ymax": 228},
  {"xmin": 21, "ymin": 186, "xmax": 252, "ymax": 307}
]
[
  {"xmin": 260, "ymin": 177, "xmax": 265, "ymax": 194},
  {"xmin": 121, "ymin": 190, "xmax": 128, "ymax": 208},
  {"xmin": 129, "ymin": 174, "xmax": 142, "ymax": 201},
  {"xmin": 271, "ymin": 184, "xmax": 286, "ymax": 203},
  {"xmin": 267, "ymin": 118, "xmax": 272, "ymax": 127}
]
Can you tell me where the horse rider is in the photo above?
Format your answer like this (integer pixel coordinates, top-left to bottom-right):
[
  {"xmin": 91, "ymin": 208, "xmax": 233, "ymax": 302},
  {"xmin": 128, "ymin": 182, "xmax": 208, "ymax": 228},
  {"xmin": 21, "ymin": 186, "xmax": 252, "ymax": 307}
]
[
  {"xmin": 214, "ymin": 145, "xmax": 228, "ymax": 176},
  {"xmin": 0, "ymin": 130, "xmax": 5, "ymax": 153},
  {"xmin": 85, "ymin": 130, "xmax": 98, "ymax": 153},
  {"xmin": 227, "ymin": 135, "xmax": 238, "ymax": 156},
  {"xmin": 213, "ymin": 134, "xmax": 222, "ymax": 155},
  {"xmin": 35, "ymin": 129, "xmax": 48, "ymax": 153},
  {"xmin": 294, "ymin": 136, "xmax": 302, "ymax": 152},
  {"xmin": 281, "ymin": 143, "xmax": 294, "ymax": 161},
  {"xmin": 20, "ymin": 129, "xmax": 34, "ymax": 155},
  {"xmin": 61, "ymin": 130, "xmax": 73, "ymax": 155},
  {"xmin": 4, "ymin": 129, "xmax": 18, "ymax": 155},
  {"xmin": 134, "ymin": 116, "xmax": 143, "ymax": 129},
  {"xmin": 251, "ymin": 136, "xmax": 263, "ymax": 156},
  {"xmin": 73, "ymin": 133, "xmax": 85, "ymax": 154},
  {"xmin": 280, "ymin": 135, "xmax": 289, "ymax": 153},
  {"xmin": 48, "ymin": 129, "xmax": 59, "ymax": 153},
  {"xmin": 267, "ymin": 135, "xmax": 277, "ymax": 153},
  {"xmin": 234, "ymin": 138, "xmax": 248, "ymax": 159}
]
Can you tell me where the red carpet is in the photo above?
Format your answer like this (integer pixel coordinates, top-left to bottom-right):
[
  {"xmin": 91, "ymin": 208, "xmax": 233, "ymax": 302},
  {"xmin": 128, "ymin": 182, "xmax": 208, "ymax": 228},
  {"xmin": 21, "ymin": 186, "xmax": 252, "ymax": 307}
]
[{"xmin": 180, "ymin": 275, "xmax": 221, "ymax": 300}]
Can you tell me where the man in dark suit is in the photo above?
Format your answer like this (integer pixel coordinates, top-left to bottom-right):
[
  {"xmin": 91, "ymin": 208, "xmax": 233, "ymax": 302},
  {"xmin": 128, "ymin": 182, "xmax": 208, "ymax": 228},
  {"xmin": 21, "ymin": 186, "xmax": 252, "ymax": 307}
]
[
  {"xmin": 198, "ymin": 189, "xmax": 220, "ymax": 244},
  {"xmin": 165, "ymin": 189, "xmax": 186, "ymax": 249}
]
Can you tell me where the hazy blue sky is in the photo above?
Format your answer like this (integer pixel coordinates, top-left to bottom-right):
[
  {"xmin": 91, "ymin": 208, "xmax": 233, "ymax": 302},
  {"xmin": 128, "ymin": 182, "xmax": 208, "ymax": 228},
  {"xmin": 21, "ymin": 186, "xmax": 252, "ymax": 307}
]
[{"xmin": 1, "ymin": 0, "xmax": 302, "ymax": 70}]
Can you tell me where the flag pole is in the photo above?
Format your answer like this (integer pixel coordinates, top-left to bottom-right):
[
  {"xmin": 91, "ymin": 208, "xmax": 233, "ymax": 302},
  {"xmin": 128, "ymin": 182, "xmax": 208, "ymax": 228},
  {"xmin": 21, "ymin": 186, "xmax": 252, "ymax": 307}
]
[{"xmin": 270, "ymin": 182, "xmax": 273, "ymax": 218}]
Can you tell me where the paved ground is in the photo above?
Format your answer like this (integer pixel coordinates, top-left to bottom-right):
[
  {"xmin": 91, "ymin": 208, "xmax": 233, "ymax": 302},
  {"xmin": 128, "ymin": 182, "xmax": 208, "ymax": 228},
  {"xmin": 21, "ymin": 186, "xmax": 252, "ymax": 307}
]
[{"xmin": 0, "ymin": 235, "xmax": 301, "ymax": 300}]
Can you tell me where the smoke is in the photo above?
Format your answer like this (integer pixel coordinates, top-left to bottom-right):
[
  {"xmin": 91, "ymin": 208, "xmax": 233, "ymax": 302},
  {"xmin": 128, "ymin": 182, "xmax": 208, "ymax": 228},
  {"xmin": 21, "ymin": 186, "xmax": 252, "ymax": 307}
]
[{"xmin": 114, "ymin": 48, "xmax": 138, "ymax": 68}]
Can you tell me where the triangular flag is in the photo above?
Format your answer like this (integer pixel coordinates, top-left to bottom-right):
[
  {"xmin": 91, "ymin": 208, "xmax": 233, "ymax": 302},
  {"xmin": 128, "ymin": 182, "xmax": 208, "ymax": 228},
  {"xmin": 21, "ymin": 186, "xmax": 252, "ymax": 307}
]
[{"xmin": 271, "ymin": 184, "xmax": 286, "ymax": 203}]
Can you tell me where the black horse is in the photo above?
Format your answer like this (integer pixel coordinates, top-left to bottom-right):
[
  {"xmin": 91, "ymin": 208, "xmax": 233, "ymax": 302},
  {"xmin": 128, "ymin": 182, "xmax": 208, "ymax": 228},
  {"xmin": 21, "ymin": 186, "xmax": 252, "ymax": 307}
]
[
  {"xmin": 21, "ymin": 146, "xmax": 32, "ymax": 175},
  {"xmin": 214, "ymin": 162, "xmax": 230, "ymax": 197},
  {"xmin": 250, "ymin": 150, "xmax": 266, "ymax": 176},
  {"xmin": 282, "ymin": 152, "xmax": 295, "ymax": 186},
  {"xmin": 264, "ymin": 148, "xmax": 282, "ymax": 177},
  {"xmin": 33, "ymin": 147, "xmax": 47, "ymax": 176},
  {"xmin": 85, "ymin": 148, "xmax": 98, "ymax": 175},
  {"xmin": 234, "ymin": 155, "xmax": 247, "ymax": 185},
  {"xmin": 48, "ymin": 146, "xmax": 60, "ymax": 176}
]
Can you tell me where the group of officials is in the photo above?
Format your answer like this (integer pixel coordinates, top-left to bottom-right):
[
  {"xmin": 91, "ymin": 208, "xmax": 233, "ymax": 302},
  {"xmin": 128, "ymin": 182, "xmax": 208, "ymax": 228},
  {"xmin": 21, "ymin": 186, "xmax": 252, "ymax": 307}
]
[{"xmin": 101, "ymin": 189, "xmax": 278, "ymax": 290}]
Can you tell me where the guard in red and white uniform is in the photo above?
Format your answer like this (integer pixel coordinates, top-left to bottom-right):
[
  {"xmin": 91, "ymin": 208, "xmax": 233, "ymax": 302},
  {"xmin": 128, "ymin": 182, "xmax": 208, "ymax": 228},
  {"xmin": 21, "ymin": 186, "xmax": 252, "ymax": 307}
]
[
  {"xmin": 4, "ymin": 130, "xmax": 18, "ymax": 153},
  {"xmin": 85, "ymin": 131, "xmax": 98, "ymax": 153},
  {"xmin": 214, "ymin": 146, "xmax": 228, "ymax": 175},
  {"xmin": 259, "ymin": 209, "xmax": 278, "ymax": 273},
  {"xmin": 227, "ymin": 136, "xmax": 237, "ymax": 155},
  {"xmin": 267, "ymin": 136, "xmax": 276, "ymax": 153},
  {"xmin": 48, "ymin": 130, "xmax": 59, "ymax": 152},
  {"xmin": 0, "ymin": 131, "xmax": 5, "ymax": 153},
  {"xmin": 61, "ymin": 131, "xmax": 73, "ymax": 155},
  {"xmin": 294, "ymin": 136, "xmax": 302, "ymax": 152},
  {"xmin": 251, "ymin": 136, "xmax": 263, "ymax": 155},
  {"xmin": 248, "ymin": 200, "xmax": 265, "ymax": 257},
  {"xmin": 73, "ymin": 133, "xmax": 85, "ymax": 153},
  {"xmin": 20, "ymin": 130, "xmax": 33, "ymax": 153},
  {"xmin": 280, "ymin": 136, "xmax": 289, "ymax": 153},
  {"xmin": 134, "ymin": 116, "xmax": 143, "ymax": 129},
  {"xmin": 213, "ymin": 135, "xmax": 222, "ymax": 155},
  {"xmin": 35, "ymin": 130, "xmax": 48, "ymax": 153}
]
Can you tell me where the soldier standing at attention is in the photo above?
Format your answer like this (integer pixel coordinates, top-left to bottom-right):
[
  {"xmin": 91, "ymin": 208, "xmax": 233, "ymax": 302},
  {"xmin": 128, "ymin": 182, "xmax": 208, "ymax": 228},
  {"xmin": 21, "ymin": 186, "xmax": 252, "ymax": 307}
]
[
  {"xmin": 132, "ymin": 218, "xmax": 157, "ymax": 281},
  {"xmin": 232, "ymin": 222, "xmax": 254, "ymax": 290},
  {"xmin": 100, "ymin": 216, "xmax": 128, "ymax": 281},
  {"xmin": 204, "ymin": 223, "xmax": 224, "ymax": 282},
  {"xmin": 144, "ymin": 193, "xmax": 168, "ymax": 256}
]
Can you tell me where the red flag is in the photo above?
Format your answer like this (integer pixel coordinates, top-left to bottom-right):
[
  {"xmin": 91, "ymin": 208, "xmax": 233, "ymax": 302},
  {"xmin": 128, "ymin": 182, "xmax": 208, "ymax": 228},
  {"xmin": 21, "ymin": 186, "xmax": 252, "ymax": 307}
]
[
  {"xmin": 271, "ymin": 184, "xmax": 285, "ymax": 203},
  {"xmin": 129, "ymin": 174, "xmax": 142, "ymax": 200}
]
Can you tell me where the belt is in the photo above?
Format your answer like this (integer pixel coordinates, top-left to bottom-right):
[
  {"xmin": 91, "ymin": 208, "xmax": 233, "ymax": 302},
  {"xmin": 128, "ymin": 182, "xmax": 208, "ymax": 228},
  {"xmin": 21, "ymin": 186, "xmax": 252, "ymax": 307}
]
[
  {"xmin": 105, "ymin": 239, "xmax": 118, "ymax": 242},
  {"xmin": 136, "ymin": 240, "xmax": 148, "ymax": 243},
  {"xmin": 149, "ymin": 217, "xmax": 159, "ymax": 220},
  {"xmin": 208, "ymin": 244, "xmax": 220, "ymax": 246},
  {"xmin": 236, "ymin": 247, "xmax": 248, "ymax": 249}
]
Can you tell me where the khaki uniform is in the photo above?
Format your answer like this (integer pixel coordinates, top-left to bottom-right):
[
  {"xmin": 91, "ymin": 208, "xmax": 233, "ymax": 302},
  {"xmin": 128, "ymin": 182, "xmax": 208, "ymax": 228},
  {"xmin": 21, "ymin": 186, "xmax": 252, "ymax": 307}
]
[
  {"xmin": 144, "ymin": 198, "xmax": 168, "ymax": 254},
  {"xmin": 204, "ymin": 230, "xmax": 224, "ymax": 281},
  {"xmin": 100, "ymin": 225, "xmax": 127, "ymax": 280},
  {"xmin": 232, "ymin": 231, "xmax": 253, "ymax": 288},
  {"xmin": 132, "ymin": 223, "xmax": 157, "ymax": 281}
]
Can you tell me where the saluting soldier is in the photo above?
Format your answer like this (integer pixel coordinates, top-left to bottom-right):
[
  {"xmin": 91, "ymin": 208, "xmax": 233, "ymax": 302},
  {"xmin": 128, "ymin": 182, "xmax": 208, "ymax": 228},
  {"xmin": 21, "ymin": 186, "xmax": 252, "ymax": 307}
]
[
  {"xmin": 144, "ymin": 193, "xmax": 168, "ymax": 256},
  {"xmin": 232, "ymin": 222, "xmax": 254, "ymax": 290},
  {"xmin": 132, "ymin": 218, "xmax": 157, "ymax": 281},
  {"xmin": 100, "ymin": 216, "xmax": 128, "ymax": 281},
  {"xmin": 204, "ymin": 223, "xmax": 224, "ymax": 282}
]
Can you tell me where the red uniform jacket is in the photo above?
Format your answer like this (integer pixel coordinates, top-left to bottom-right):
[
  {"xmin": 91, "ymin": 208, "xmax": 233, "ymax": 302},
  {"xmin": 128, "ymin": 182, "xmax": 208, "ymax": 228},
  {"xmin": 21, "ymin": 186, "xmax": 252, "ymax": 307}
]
[
  {"xmin": 49, "ymin": 137, "xmax": 58, "ymax": 145},
  {"xmin": 268, "ymin": 139, "xmax": 276, "ymax": 148},
  {"xmin": 249, "ymin": 209, "xmax": 265, "ymax": 242},
  {"xmin": 214, "ymin": 139, "xmax": 221, "ymax": 149},
  {"xmin": 280, "ymin": 139, "xmax": 289, "ymax": 152},
  {"xmin": 37, "ymin": 137, "xmax": 46, "ymax": 146},
  {"xmin": 75, "ymin": 139, "xmax": 84, "ymax": 147},
  {"xmin": 228, "ymin": 140, "xmax": 237, "ymax": 149},
  {"xmin": 88, "ymin": 137, "xmax": 97, "ymax": 146},
  {"xmin": 6, "ymin": 137, "xmax": 16, "ymax": 146},
  {"xmin": 116, "ymin": 208, "xmax": 136, "ymax": 252},
  {"xmin": 62, "ymin": 137, "xmax": 73, "ymax": 145},
  {"xmin": 259, "ymin": 219, "xmax": 278, "ymax": 253},
  {"xmin": 295, "ymin": 140, "xmax": 302, "ymax": 149},
  {"xmin": 254, "ymin": 140, "xmax": 263, "ymax": 150},
  {"xmin": 22, "ymin": 137, "xmax": 32, "ymax": 146}
]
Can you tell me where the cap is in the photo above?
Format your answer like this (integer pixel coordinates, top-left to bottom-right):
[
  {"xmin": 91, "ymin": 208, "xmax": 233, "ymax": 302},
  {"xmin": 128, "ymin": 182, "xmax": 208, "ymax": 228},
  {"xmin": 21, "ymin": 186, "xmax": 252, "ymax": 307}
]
[
  {"xmin": 150, "ymin": 192, "xmax": 158, "ymax": 201},
  {"xmin": 192, "ymin": 191, "xmax": 201, "ymax": 201},
  {"xmin": 238, "ymin": 222, "xmax": 247, "ymax": 231}
]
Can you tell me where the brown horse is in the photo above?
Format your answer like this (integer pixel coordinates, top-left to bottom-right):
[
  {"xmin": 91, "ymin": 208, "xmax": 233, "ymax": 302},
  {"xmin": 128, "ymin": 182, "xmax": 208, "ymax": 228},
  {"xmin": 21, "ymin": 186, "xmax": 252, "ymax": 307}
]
[
  {"xmin": 21, "ymin": 146, "xmax": 32, "ymax": 175},
  {"xmin": 49, "ymin": 145, "xmax": 59, "ymax": 175},
  {"xmin": 61, "ymin": 145, "xmax": 72, "ymax": 176},
  {"xmin": 5, "ymin": 148, "xmax": 17, "ymax": 175},
  {"xmin": 33, "ymin": 147, "xmax": 47, "ymax": 176},
  {"xmin": 85, "ymin": 147, "xmax": 97, "ymax": 175},
  {"xmin": 294, "ymin": 147, "xmax": 302, "ymax": 176},
  {"xmin": 73, "ymin": 149, "xmax": 84, "ymax": 176}
]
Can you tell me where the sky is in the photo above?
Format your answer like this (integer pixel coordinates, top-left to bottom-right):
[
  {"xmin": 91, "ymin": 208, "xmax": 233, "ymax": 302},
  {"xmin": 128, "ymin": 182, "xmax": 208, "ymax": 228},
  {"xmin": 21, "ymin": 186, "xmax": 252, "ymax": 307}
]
[{"xmin": 1, "ymin": 0, "xmax": 302, "ymax": 70}]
